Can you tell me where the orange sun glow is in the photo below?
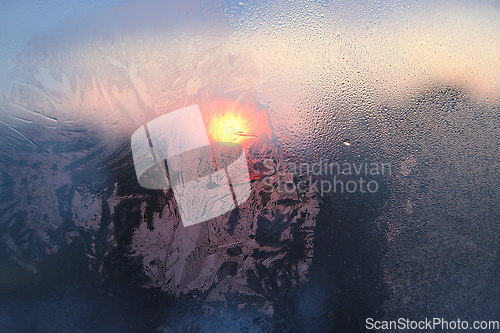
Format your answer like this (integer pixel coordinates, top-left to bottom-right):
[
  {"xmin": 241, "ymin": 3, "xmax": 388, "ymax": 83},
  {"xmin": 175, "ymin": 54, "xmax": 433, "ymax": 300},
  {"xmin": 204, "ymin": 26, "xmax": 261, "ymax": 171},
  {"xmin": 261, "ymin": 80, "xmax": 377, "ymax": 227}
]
[{"xmin": 209, "ymin": 113, "xmax": 251, "ymax": 143}]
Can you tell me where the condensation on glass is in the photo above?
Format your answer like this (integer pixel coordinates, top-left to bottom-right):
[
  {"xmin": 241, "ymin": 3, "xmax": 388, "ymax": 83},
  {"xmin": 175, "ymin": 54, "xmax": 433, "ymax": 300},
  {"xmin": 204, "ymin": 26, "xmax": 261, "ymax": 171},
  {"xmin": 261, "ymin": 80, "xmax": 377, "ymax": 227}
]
[{"xmin": 0, "ymin": 0, "xmax": 499, "ymax": 331}]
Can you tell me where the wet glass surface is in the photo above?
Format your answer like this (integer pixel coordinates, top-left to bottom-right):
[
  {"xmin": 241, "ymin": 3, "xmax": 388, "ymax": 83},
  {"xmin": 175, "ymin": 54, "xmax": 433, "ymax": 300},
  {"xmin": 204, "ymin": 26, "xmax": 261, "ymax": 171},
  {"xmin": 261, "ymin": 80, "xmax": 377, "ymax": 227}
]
[{"xmin": 1, "ymin": 0, "xmax": 500, "ymax": 332}]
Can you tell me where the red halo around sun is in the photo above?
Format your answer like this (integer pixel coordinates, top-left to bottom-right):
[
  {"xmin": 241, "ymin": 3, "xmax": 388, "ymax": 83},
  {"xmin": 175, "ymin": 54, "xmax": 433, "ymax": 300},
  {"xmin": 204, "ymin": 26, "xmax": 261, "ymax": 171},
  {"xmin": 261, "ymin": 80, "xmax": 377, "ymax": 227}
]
[{"xmin": 199, "ymin": 98, "xmax": 272, "ymax": 146}]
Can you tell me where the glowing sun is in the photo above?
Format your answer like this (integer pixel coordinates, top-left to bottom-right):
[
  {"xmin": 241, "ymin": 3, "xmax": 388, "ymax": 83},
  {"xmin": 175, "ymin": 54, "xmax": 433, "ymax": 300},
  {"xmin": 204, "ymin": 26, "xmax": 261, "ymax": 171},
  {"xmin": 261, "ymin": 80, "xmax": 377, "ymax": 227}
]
[{"xmin": 209, "ymin": 113, "xmax": 251, "ymax": 142}]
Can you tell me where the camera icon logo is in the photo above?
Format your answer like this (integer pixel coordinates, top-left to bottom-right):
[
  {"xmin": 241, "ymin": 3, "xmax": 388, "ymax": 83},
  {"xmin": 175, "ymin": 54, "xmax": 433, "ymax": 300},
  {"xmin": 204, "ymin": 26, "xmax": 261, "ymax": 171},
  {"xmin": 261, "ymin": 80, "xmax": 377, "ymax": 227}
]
[{"xmin": 131, "ymin": 104, "xmax": 251, "ymax": 227}]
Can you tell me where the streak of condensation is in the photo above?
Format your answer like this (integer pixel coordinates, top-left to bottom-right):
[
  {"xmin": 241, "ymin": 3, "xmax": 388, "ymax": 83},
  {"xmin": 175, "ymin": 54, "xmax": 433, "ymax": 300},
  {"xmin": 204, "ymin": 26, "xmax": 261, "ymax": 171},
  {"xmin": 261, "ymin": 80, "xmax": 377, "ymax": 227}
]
[
  {"xmin": 1, "ymin": 0, "xmax": 499, "ymax": 139},
  {"xmin": 228, "ymin": 0, "xmax": 500, "ymax": 105},
  {"xmin": 213, "ymin": 0, "xmax": 500, "ymax": 154}
]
